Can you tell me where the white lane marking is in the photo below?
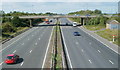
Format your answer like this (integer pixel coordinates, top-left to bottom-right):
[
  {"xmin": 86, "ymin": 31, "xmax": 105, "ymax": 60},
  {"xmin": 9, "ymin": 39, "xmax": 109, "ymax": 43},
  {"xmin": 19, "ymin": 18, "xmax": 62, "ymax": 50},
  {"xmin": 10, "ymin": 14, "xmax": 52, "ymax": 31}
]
[
  {"xmin": 30, "ymin": 50, "xmax": 32, "ymax": 53},
  {"xmin": 0, "ymin": 62, "xmax": 3, "ymax": 65},
  {"xmin": 32, "ymin": 35, "xmax": 34, "ymax": 36},
  {"xmin": 28, "ymin": 38, "xmax": 29, "ymax": 40},
  {"xmin": 22, "ymin": 43, "xmax": 24, "ymax": 45},
  {"xmin": 109, "ymin": 60, "xmax": 114, "ymax": 64},
  {"xmin": 89, "ymin": 42, "xmax": 91, "ymax": 45},
  {"xmin": 35, "ymin": 43, "xmax": 37, "ymax": 45},
  {"xmin": 98, "ymin": 50, "xmax": 101, "ymax": 53},
  {"xmin": 42, "ymin": 27, "xmax": 54, "ymax": 68},
  {"xmin": 88, "ymin": 59, "xmax": 92, "ymax": 64},
  {"xmin": 13, "ymin": 50, "xmax": 16, "ymax": 53},
  {"xmin": 61, "ymin": 27, "xmax": 73, "ymax": 69},
  {"xmin": 79, "ymin": 27, "xmax": 119, "ymax": 54},
  {"xmin": 39, "ymin": 38, "xmax": 41, "ymax": 40},
  {"xmin": 81, "ymin": 49, "xmax": 84, "ymax": 52},
  {"xmin": 75, "ymin": 42, "xmax": 79, "ymax": 45},
  {"xmin": 0, "ymin": 29, "xmax": 32, "ymax": 52},
  {"xmin": 20, "ymin": 62, "xmax": 24, "ymax": 66}
]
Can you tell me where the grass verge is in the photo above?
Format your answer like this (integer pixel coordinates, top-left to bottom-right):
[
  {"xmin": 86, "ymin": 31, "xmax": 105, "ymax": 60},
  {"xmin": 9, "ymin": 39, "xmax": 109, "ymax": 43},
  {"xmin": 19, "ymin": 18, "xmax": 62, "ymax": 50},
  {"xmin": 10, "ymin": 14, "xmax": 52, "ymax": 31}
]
[
  {"xmin": 85, "ymin": 25, "xmax": 106, "ymax": 31},
  {"xmin": 96, "ymin": 29, "xmax": 119, "ymax": 45}
]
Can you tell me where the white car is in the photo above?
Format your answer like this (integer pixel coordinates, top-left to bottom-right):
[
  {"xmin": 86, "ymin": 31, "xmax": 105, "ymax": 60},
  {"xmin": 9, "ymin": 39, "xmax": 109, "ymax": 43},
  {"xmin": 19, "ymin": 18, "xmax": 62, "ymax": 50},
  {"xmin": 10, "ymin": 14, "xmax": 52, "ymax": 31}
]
[{"xmin": 73, "ymin": 22, "xmax": 77, "ymax": 27}]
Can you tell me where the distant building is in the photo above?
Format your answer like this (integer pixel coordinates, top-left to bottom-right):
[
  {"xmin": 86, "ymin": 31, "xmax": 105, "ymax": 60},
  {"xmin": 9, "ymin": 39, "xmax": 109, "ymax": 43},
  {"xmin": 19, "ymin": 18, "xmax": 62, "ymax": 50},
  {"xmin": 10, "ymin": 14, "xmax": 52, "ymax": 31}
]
[{"xmin": 106, "ymin": 20, "xmax": 120, "ymax": 29}]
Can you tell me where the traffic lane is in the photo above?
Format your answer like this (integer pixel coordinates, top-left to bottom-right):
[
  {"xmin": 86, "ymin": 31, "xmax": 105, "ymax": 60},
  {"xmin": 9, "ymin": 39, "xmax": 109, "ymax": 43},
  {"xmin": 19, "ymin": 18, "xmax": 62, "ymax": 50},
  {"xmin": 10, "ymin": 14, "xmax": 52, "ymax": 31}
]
[
  {"xmin": 59, "ymin": 18, "xmax": 73, "ymax": 24},
  {"xmin": 2, "ymin": 27, "xmax": 45, "ymax": 61},
  {"xmin": 69, "ymin": 27, "xmax": 118, "ymax": 68},
  {"xmin": 2, "ymin": 22, "xmax": 45, "ymax": 51},
  {"xmin": 71, "ymin": 27, "xmax": 118, "ymax": 66},
  {"xmin": 1, "ymin": 27, "xmax": 42, "ymax": 67},
  {"xmin": 60, "ymin": 18, "xmax": 118, "ymax": 65},
  {"xmin": 61, "ymin": 27, "xmax": 99, "ymax": 68},
  {"xmin": 62, "ymin": 26, "xmax": 118, "ymax": 68},
  {"xmin": 19, "ymin": 26, "xmax": 53, "ymax": 68},
  {"xmin": 2, "ymin": 26, "xmax": 50, "ymax": 68},
  {"xmin": 1, "ymin": 23, "xmax": 45, "ymax": 52},
  {"xmin": 61, "ymin": 27, "xmax": 91, "ymax": 68},
  {"xmin": 2, "ymin": 27, "xmax": 45, "ymax": 68}
]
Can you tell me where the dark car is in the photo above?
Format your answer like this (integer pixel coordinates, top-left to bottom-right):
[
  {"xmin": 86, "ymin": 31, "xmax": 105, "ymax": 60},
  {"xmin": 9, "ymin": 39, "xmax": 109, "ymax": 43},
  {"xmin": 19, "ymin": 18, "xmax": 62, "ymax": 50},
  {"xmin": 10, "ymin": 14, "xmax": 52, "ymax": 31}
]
[
  {"xmin": 66, "ymin": 23, "xmax": 68, "ymax": 25},
  {"xmin": 73, "ymin": 32, "xmax": 80, "ymax": 36},
  {"xmin": 5, "ymin": 54, "xmax": 19, "ymax": 64}
]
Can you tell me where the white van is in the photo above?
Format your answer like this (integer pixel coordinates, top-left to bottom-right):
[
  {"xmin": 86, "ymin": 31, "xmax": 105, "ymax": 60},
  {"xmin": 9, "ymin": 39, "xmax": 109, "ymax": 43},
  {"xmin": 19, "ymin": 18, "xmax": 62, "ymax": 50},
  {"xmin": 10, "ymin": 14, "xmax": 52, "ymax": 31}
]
[{"xmin": 73, "ymin": 22, "xmax": 77, "ymax": 27}]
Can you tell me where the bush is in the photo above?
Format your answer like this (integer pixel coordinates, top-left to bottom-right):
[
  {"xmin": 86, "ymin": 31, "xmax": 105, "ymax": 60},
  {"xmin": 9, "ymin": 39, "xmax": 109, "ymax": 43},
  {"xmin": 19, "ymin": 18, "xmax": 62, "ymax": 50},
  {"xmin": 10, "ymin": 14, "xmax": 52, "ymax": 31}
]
[{"xmin": 2, "ymin": 22, "xmax": 16, "ymax": 33}]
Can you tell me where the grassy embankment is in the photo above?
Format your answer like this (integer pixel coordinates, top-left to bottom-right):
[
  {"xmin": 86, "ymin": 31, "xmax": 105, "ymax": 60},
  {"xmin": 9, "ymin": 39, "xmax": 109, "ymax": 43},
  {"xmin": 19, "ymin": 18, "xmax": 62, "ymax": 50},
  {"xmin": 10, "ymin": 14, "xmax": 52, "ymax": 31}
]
[
  {"xmin": 2, "ymin": 27, "xmax": 29, "ymax": 41},
  {"xmin": 96, "ymin": 29, "xmax": 119, "ymax": 45}
]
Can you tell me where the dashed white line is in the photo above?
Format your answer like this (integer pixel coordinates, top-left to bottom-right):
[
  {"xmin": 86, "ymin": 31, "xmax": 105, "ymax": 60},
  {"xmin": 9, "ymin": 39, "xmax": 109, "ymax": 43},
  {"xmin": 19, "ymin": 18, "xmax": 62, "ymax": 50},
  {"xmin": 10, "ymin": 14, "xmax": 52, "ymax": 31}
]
[
  {"xmin": 30, "ymin": 50, "xmax": 32, "ymax": 53},
  {"xmin": 88, "ymin": 59, "xmax": 92, "ymax": 64},
  {"xmin": 109, "ymin": 60, "xmax": 114, "ymax": 64},
  {"xmin": 79, "ymin": 27, "xmax": 119, "ymax": 54},
  {"xmin": 20, "ymin": 62, "xmax": 24, "ymax": 66},
  {"xmin": 39, "ymin": 38, "xmax": 41, "ymax": 40},
  {"xmin": 81, "ymin": 49, "xmax": 84, "ymax": 52},
  {"xmin": 13, "ymin": 50, "xmax": 16, "ymax": 53},
  {"xmin": 28, "ymin": 38, "xmax": 29, "ymax": 40},
  {"xmin": 98, "ymin": 50, "xmax": 101, "ymax": 53},
  {"xmin": 0, "ymin": 28, "xmax": 37, "ymax": 52},
  {"xmin": 22, "ymin": 43, "xmax": 24, "ymax": 45},
  {"xmin": 0, "ymin": 62, "xmax": 3, "ymax": 65},
  {"xmin": 35, "ymin": 43, "xmax": 37, "ymax": 45},
  {"xmin": 75, "ymin": 42, "xmax": 79, "ymax": 45},
  {"xmin": 89, "ymin": 42, "xmax": 91, "ymax": 45}
]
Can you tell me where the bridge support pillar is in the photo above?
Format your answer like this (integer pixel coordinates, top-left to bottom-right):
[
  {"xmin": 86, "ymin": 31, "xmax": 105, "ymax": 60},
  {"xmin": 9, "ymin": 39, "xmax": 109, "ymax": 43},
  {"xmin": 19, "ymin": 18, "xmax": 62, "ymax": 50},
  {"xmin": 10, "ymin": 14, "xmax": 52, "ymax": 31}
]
[
  {"xmin": 30, "ymin": 19, "xmax": 32, "ymax": 27},
  {"xmin": 81, "ymin": 18, "xmax": 85, "ymax": 26},
  {"xmin": 56, "ymin": 18, "xmax": 59, "ymax": 25}
]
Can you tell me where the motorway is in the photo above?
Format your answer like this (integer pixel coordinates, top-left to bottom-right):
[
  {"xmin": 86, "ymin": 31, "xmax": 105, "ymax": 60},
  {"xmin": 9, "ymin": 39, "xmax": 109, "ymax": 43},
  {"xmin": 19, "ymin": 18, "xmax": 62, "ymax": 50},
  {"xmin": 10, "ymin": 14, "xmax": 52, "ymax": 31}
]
[
  {"xmin": 60, "ymin": 18, "xmax": 118, "ymax": 68},
  {"xmin": 1, "ymin": 21, "xmax": 55, "ymax": 69},
  {"xmin": 0, "ymin": 18, "xmax": 119, "ymax": 69}
]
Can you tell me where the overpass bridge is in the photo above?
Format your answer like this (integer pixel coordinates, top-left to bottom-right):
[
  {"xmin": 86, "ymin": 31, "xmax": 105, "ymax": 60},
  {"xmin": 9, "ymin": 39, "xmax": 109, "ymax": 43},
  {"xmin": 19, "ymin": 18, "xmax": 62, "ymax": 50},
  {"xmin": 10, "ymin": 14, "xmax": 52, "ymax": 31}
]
[
  {"xmin": 18, "ymin": 15, "xmax": 113, "ymax": 27},
  {"xmin": 4, "ymin": 15, "xmax": 115, "ymax": 27}
]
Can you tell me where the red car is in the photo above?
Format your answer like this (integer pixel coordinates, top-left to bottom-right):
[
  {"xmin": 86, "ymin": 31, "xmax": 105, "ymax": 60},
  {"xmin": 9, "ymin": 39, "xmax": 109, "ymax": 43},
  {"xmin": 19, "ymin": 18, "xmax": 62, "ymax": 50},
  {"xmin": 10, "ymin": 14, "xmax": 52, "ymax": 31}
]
[{"xmin": 5, "ymin": 54, "xmax": 19, "ymax": 64}]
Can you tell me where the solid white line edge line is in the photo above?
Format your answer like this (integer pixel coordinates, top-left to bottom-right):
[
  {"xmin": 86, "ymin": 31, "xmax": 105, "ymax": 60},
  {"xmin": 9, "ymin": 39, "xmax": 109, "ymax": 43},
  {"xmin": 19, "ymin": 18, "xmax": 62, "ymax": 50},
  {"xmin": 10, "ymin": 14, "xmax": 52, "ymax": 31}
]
[
  {"xmin": 61, "ymin": 25, "xmax": 73, "ymax": 68},
  {"xmin": 41, "ymin": 26, "xmax": 54, "ymax": 68}
]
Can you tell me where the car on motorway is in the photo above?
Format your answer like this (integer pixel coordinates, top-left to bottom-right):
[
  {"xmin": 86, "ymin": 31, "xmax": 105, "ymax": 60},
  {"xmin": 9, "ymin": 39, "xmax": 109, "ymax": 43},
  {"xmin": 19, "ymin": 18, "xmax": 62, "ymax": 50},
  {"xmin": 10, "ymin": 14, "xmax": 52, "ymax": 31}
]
[
  {"xmin": 73, "ymin": 31, "xmax": 80, "ymax": 36},
  {"xmin": 66, "ymin": 22, "xmax": 68, "ymax": 25},
  {"xmin": 4, "ymin": 54, "xmax": 19, "ymax": 64},
  {"xmin": 73, "ymin": 22, "xmax": 77, "ymax": 27}
]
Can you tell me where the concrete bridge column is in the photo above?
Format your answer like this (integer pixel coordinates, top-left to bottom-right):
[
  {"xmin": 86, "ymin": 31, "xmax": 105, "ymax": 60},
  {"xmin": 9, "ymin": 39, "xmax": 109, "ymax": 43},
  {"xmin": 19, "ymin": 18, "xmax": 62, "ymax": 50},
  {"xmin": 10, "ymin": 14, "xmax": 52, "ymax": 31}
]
[
  {"xmin": 81, "ymin": 18, "xmax": 85, "ymax": 26},
  {"xmin": 30, "ymin": 19, "xmax": 32, "ymax": 27}
]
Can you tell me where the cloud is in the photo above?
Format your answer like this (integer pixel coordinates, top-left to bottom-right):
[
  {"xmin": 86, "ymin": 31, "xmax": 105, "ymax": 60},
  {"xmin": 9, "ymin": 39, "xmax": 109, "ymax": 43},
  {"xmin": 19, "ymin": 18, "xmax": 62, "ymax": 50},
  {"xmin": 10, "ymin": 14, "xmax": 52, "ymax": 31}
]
[
  {"xmin": 2, "ymin": 0, "xmax": 120, "ymax": 2},
  {"xmin": 2, "ymin": 2, "xmax": 118, "ymax": 14}
]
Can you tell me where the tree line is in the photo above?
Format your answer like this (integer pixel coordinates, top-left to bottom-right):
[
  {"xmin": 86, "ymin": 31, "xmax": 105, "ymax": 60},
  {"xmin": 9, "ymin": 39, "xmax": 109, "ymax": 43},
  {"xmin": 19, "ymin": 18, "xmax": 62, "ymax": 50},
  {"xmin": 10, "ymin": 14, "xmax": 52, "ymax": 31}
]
[{"xmin": 68, "ymin": 9, "xmax": 120, "ymax": 26}]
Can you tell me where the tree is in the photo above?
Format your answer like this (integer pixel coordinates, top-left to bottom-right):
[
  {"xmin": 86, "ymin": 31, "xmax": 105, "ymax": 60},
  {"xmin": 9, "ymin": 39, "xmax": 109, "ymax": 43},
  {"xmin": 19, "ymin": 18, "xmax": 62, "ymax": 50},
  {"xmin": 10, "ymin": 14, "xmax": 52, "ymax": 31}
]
[
  {"xmin": 11, "ymin": 16, "xmax": 21, "ymax": 27},
  {"xmin": 2, "ymin": 22, "xmax": 16, "ymax": 32},
  {"xmin": 94, "ymin": 9, "xmax": 102, "ymax": 14}
]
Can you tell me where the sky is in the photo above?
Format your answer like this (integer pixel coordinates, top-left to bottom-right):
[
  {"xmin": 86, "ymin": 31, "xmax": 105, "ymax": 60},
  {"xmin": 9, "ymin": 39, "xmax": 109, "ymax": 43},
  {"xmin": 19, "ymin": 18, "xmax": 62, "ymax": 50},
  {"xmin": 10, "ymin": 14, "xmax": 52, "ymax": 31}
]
[
  {"xmin": 1, "ymin": 0, "xmax": 120, "ymax": 2},
  {"xmin": 1, "ymin": 2, "xmax": 119, "ymax": 14}
]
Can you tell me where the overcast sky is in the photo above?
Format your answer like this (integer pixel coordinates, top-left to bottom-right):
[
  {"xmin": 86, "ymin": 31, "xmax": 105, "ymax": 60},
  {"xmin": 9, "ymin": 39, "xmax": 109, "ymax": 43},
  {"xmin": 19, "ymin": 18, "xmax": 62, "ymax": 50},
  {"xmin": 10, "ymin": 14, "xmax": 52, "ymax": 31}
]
[
  {"xmin": 1, "ymin": 2, "xmax": 119, "ymax": 14},
  {"xmin": 1, "ymin": 0, "xmax": 120, "ymax": 2}
]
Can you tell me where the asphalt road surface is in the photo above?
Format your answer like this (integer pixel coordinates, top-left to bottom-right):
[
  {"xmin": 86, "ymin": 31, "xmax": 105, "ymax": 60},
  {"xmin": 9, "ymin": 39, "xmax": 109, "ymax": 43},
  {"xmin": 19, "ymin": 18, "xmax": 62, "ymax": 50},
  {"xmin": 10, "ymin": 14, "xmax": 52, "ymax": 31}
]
[
  {"xmin": 1, "ymin": 21, "xmax": 54, "ymax": 69},
  {"xmin": 60, "ymin": 18, "xmax": 118, "ymax": 68}
]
